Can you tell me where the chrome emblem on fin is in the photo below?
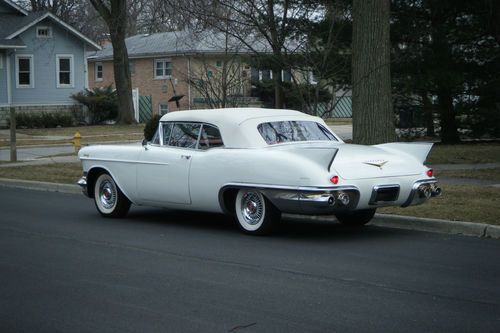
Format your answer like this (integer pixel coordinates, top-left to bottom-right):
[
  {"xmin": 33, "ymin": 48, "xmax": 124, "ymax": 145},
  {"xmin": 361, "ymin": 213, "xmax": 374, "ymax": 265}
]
[{"xmin": 363, "ymin": 160, "xmax": 388, "ymax": 169}]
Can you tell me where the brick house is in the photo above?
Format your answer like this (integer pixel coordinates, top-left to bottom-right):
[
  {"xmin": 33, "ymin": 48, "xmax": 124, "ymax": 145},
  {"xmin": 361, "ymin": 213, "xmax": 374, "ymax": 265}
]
[{"xmin": 87, "ymin": 30, "xmax": 268, "ymax": 116}]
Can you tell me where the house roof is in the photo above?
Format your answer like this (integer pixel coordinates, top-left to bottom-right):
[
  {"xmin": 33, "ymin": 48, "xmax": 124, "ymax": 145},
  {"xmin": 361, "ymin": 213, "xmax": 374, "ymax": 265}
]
[
  {"xmin": 1, "ymin": 0, "xmax": 28, "ymax": 15},
  {"xmin": 0, "ymin": 1, "xmax": 100, "ymax": 51},
  {"xmin": 0, "ymin": 37, "xmax": 26, "ymax": 49},
  {"xmin": 0, "ymin": 10, "xmax": 47, "ymax": 39},
  {"xmin": 88, "ymin": 30, "xmax": 269, "ymax": 61}
]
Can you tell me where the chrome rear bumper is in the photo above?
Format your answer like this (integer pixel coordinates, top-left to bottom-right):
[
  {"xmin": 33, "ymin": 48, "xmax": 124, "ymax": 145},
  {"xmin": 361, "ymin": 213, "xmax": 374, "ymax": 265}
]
[
  {"xmin": 220, "ymin": 184, "xmax": 360, "ymax": 215},
  {"xmin": 402, "ymin": 179, "xmax": 441, "ymax": 207}
]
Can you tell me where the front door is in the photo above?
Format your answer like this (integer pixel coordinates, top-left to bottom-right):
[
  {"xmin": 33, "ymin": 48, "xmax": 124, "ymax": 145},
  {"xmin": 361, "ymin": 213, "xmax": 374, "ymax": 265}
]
[{"xmin": 136, "ymin": 145, "xmax": 193, "ymax": 205}]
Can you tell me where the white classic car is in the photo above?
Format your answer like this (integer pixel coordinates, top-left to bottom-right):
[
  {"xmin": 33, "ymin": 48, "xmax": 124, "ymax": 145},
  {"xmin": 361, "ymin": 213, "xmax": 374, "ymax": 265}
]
[{"xmin": 78, "ymin": 108, "xmax": 440, "ymax": 235}]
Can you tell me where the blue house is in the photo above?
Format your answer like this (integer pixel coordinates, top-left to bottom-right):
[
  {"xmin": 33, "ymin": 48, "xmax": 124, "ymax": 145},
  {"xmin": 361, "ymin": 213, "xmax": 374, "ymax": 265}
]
[{"xmin": 0, "ymin": 0, "xmax": 100, "ymax": 127}]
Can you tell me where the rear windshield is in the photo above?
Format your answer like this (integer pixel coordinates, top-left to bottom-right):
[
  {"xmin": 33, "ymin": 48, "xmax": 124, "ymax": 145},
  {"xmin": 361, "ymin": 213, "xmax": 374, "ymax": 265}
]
[{"xmin": 258, "ymin": 121, "xmax": 337, "ymax": 145}]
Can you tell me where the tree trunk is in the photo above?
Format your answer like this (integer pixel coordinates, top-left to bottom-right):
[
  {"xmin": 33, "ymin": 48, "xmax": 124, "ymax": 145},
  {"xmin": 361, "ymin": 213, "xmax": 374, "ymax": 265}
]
[
  {"xmin": 429, "ymin": 1, "xmax": 460, "ymax": 143},
  {"xmin": 438, "ymin": 88, "xmax": 460, "ymax": 143},
  {"xmin": 352, "ymin": 0, "xmax": 395, "ymax": 144},
  {"xmin": 90, "ymin": 0, "xmax": 135, "ymax": 124},
  {"xmin": 272, "ymin": 68, "xmax": 284, "ymax": 109},
  {"xmin": 421, "ymin": 92, "xmax": 435, "ymax": 137},
  {"xmin": 110, "ymin": 34, "xmax": 135, "ymax": 124}
]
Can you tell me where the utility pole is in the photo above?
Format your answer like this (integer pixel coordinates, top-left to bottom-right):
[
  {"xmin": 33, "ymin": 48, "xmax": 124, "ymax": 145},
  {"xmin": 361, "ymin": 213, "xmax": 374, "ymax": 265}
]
[{"xmin": 10, "ymin": 107, "xmax": 16, "ymax": 162}]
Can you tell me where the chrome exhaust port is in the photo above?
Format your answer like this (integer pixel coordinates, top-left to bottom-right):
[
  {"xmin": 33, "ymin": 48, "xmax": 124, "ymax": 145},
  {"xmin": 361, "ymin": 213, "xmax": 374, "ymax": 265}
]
[
  {"xmin": 418, "ymin": 184, "xmax": 432, "ymax": 199},
  {"xmin": 431, "ymin": 185, "xmax": 442, "ymax": 197},
  {"xmin": 337, "ymin": 192, "xmax": 350, "ymax": 206}
]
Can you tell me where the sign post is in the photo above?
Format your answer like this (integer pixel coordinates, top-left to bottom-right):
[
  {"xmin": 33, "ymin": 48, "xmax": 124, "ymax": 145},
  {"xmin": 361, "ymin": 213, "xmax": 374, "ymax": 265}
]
[{"xmin": 10, "ymin": 107, "xmax": 16, "ymax": 162}]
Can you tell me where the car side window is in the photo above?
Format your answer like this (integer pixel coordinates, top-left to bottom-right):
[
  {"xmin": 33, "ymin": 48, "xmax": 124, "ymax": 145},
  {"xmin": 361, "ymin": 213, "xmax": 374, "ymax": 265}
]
[
  {"xmin": 150, "ymin": 127, "xmax": 160, "ymax": 145},
  {"xmin": 168, "ymin": 123, "xmax": 201, "ymax": 149},
  {"xmin": 162, "ymin": 122, "xmax": 173, "ymax": 145},
  {"xmin": 198, "ymin": 124, "xmax": 224, "ymax": 150}
]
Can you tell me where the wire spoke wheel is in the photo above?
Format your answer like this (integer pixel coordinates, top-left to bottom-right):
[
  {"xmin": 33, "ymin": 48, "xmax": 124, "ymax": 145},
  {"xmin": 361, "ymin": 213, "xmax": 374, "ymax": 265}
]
[{"xmin": 235, "ymin": 189, "xmax": 280, "ymax": 235}]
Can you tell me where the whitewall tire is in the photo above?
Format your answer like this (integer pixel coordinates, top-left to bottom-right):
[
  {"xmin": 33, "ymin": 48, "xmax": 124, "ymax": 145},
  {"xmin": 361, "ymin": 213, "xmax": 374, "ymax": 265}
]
[
  {"xmin": 235, "ymin": 189, "xmax": 280, "ymax": 235},
  {"xmin": 94, "ymin": 173, "xmax": 131, "ymax": 218}
]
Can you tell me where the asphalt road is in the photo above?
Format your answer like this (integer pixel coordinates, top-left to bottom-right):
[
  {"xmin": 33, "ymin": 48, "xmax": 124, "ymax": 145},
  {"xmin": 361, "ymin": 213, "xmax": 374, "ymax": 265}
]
[{"xmin": 1, "ymin": 187, "xmax": 499, "ymax": 332}]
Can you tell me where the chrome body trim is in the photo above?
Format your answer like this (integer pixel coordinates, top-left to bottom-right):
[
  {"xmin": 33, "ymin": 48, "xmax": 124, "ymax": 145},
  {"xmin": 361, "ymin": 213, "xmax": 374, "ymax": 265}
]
[
  {"xmin": 77, "ymin": 173, "xmax": 89, "ymax": 197},
  {"xmin": 401, "ymin": 179, "xmax": 439, "ymax": 208},
  {"xmin": 80, "ymin": 157, "xmax": 169, "ymax": 166},
  {"xmin": 219, "ymin": 183, "xmax": 360, "ymax": 215},
  {"xmin": 369, "ymin": 184, "xmax": 400, "ymax": 206}
]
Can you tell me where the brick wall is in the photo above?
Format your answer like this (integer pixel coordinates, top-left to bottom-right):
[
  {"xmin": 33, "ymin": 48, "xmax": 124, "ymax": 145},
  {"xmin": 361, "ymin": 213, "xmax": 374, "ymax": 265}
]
[
  {"xmin": 88, "ymin": 55, "xmax": 256, "ymax": 115},
  {"xmin": 89, "ymin": 57, "xmax": 191, "ymax": 115}
]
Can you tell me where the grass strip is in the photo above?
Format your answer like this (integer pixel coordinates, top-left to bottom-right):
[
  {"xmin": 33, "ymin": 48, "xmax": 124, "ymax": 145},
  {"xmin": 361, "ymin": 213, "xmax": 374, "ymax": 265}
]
[
  {"xmin": 427, "ymin": 143, "xmax": 500, "ymax": 164},
  {"xmin": 379, "ymin": 184, "xmax": 500, "ymax": 225},
  {"xmin": 437, "ymin": 168, "xmax": 500, "ymax": 182},
  {"xmin": 0, "ymin": 163, "xmax": 82, "ymax": 184}
]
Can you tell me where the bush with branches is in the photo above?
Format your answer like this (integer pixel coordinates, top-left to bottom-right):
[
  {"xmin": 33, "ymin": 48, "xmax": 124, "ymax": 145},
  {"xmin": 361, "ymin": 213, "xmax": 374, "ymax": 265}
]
[{"xmin": 72, "ymin": 86, "xmax": 118, "ymax": 124}]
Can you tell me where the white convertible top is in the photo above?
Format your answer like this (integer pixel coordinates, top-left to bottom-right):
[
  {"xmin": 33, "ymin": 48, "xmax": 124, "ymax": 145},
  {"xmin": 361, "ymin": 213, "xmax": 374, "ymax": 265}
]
[{"xmin": 159, "ymin": 107, "xmax": 336, "ymax": 148}]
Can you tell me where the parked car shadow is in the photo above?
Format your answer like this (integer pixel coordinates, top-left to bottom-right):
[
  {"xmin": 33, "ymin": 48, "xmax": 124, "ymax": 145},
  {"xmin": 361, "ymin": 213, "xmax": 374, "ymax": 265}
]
[{"xmin": 115, "ymin": 206, "xmax": 406, "ymax": 241}]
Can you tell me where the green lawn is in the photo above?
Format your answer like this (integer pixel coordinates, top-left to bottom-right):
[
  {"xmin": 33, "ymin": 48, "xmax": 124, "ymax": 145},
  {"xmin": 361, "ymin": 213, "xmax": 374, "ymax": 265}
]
[
  {"xmin": 437, "ymin": 168, "xmax": 500, "ymax": 182},
  {"xmin": 16, "ymin": 124, "xmax": 145, "ymax": 136},
  {"xmin": 0, "ymin": 124, "xmax": 145, "ymax": 147},
  {"xmin": 427, "ymin": 143, "xmax": 500, "ymax": 164},
  {"xmin": 0, "ymin": 163, "xmax": 82, "ymax": 184},
  {"xmin": 379, "ymin": 184, "xmax": 500, "ymax": 225}
]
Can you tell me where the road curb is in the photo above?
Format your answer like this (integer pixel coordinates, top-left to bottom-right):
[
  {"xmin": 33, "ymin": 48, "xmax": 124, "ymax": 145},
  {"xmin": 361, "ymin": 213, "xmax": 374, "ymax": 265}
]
[
  {"xmin": 283, "ymin": 213, "xmax": 499, "ymax": 240},
  {"xmin": 372, "ymin": 214, "xmax": 490, "ymax": 238},
  {"xmin": 0, "ymin": 178, "xmax": 498, "ymax": 240},
  {"xmin": 0, "ymin": 178, "xmax": 81, "ymax": 194}
]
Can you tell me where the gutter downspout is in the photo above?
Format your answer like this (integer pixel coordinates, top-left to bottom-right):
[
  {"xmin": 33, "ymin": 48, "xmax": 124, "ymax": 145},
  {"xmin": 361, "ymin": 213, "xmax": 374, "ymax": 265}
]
[
  {"xmin": 83, "ymin": 43, "xmax": 89, "ymax": 89},
  {"xmin": 6, "ymin": 50, "xmax": 12, "ymax": 105}
]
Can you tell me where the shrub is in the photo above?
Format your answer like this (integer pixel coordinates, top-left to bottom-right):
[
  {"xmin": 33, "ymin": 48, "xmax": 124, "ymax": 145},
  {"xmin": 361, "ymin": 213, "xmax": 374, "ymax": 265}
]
[
  {"xmin": 71, "ymin": 86, "xmax": 118, "ymax": 124},
  {"xmin": 143, "ymin": 114, "xmax": 162, "ymax": 141},
  {"xmin": 10, "ymin": 111, "xmax": 74, "ymax": 129}
]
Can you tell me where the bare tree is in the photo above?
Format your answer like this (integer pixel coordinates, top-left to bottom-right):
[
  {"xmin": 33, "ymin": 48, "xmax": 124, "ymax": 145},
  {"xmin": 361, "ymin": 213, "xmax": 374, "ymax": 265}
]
[
  {"xmin": 89, "ymin": 0, "xmax": 135, "ymax": 124},
  {"xmin": 287, "ymin": 0, "xmax": 351, "ymax": 116},
  {"xmin": 351, "ymin": 0, "xmax": 395, "ymax": 144},
  {"xmin": 166, "ymin": 0, "xmax": 316, "ymax": 109}
]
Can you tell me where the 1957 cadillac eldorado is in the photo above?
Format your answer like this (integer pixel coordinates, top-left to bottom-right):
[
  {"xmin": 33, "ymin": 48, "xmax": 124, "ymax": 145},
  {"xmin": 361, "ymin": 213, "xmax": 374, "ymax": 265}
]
[{"xmin": 78, "ymin": 108, "xmax": 441, "ymax": 235}]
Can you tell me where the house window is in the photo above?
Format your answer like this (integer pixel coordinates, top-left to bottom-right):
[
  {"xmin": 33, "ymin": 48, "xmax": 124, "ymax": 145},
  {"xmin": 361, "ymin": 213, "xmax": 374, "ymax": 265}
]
[
  {"xmin": 308, "ymin": 71, "xmax": 318, "ymax": 85},
  {"xmin": 159, "ymin": 103, "xmax": 168, "ymax": 115},
  {"xmin": 37, "ymin": 26, "xmax": 52, "ymax": 38},
  {"xmin": 261, "ymin": 69, "xmax": 272, "ymax": 81},
  {"xmin": 95, "ymin": 62, "xmax": 103, "ymax": 81},
  {"xmin": 56, "ymin": 55, "xmax": 74, "ymax": 88},
  {"xmin": 154, "ymin": 59, "xmax": 172, "ymax": 79},
  {"xmin": 16, "ymin": 55, "xmax": 34, "ymax": 88},
  {"xmin": 282, "ymin": 69, "xmax": 292, "ymax": 82}
]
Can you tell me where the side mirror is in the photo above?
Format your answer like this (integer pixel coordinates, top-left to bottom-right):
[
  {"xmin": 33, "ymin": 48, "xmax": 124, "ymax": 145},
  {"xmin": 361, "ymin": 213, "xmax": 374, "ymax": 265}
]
[{"xmin": 142, "ymin": 138, "xmax": 149, "ymax": 150}]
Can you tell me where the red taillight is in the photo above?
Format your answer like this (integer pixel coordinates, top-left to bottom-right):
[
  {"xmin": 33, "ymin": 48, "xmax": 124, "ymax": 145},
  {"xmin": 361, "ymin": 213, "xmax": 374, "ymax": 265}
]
[
  {"xmin": 330, "ymin": 175, "xmax": 339, "ymax": 184},
  {"xmin": 426, "ymin": 169, "xmax": 434, "ymax": 177}
]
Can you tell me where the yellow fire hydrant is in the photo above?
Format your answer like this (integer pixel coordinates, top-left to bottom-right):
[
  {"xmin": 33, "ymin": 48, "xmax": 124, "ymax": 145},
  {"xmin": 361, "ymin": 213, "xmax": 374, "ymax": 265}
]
[{"xmin": 72, "ymin": 131, "xmax": 81, "ymax": 153}]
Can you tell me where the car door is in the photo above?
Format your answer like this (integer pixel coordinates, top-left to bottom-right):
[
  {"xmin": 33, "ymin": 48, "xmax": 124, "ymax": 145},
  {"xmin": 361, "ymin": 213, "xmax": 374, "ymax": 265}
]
[{"xmin": 136, "ymin": 122, "xmax": 200, "ymax": 205}]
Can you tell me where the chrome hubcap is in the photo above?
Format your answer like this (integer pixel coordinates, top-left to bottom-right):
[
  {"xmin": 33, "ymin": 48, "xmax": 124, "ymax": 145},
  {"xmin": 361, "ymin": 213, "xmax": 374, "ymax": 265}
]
[
  {"xmin": 99, "ymin": 180, "xmax": 116, "ymax": 209},
  {"xmin": 241, "ymin": 192, "xmax": 264, "ymax": 225}
]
